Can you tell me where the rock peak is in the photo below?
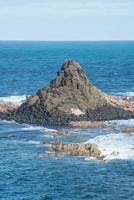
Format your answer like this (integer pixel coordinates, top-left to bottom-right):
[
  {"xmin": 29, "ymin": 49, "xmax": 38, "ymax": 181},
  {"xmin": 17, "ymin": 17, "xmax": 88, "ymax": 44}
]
[
  {"xmin": 61, "ymin": 60, "xmax": 82, "ymax": 70},
  {"xmin": 49, "ymin": 60, "xmax": 89, "ymax": 89}
]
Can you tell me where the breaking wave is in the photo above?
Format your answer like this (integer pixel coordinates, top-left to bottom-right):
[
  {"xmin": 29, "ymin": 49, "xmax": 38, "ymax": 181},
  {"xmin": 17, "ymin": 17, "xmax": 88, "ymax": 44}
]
[
  {"xmin": 86, "ymin": 132, "xmax": 134, "ymax": 162},
  {"xmin": 0, "ymin": 95, "xmax": 26, "ymax": 106}
]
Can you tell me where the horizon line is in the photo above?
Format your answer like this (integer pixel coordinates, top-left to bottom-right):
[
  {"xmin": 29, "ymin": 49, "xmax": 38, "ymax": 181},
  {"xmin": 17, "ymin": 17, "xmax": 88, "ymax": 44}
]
[{"xmin": 0, "ymin": 39, "xmax": 134, "ymax": 42}]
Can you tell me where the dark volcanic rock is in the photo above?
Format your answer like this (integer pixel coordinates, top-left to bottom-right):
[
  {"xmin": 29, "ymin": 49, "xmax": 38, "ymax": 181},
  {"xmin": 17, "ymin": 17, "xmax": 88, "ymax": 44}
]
[{"xmin": 0, "ymin": 60, "xmax": 134, "ymax": 126}]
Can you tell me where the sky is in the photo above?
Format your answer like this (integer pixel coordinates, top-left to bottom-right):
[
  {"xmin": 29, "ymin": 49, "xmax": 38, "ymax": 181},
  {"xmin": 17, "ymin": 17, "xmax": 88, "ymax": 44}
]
[{"xmin": 0, "ymin": 0, "xmax": 134, "ymax": 41}]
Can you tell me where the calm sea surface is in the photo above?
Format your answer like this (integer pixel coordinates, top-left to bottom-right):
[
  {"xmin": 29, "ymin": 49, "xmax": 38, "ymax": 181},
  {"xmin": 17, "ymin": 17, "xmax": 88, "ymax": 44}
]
[{"xmin": 0, "ymin": 41, "xmax": 134, "ymax": 200}]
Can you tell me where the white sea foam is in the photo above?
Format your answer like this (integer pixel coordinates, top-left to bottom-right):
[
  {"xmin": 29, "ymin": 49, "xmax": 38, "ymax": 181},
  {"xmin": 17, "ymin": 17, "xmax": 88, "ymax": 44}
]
[
  {"xmin": 124, "ymin": 92, "xmax": 134, "ymax": 97},
  {"xmin": 21, "ymin": 124, "xmax": 57, "ymax": 133},
  {"xmin": 86, "ymin": 118, "xmax": 134, "ymax": 161},
  {"xmin": 86, "ymin": 132, "xmax": 134, "ymax": 161},
  {"xmin": 0, "ymin": 119, "xmax": 17, "ymax": 124},
  {"xmin": 0, "ymin": 95, "xmax": 26, "ymax": 106},
  {"xmin": 113, "ymin": 91, "xmax": 134, "ymax": 97},
  {"xmin": 105, "ymin": 119, "xmax": 134, "ymax": 129},
  {"xmin": 26, "ymin": 140, "xmax": 40, "ymax": 145},
  {"xmin": 0, "ymin": 120, "xmax": 57, "ymax": 137}
]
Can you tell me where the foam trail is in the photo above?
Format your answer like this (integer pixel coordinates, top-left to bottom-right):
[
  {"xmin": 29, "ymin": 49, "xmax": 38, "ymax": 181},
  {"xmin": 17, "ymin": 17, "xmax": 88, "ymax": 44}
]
[
  {"xmin": 0, "ymin": 120, "xmax": 57, "ymax": 135},
  {"xmin": 0, "ymin": 95, "xmax": 26, "ymax": 106}
]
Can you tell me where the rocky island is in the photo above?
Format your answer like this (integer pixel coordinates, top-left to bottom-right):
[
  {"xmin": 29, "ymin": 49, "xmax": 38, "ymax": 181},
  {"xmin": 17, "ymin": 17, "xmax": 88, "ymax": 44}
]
[
  {"xmin": 0, "ymin": 60, "xmax": 134, "ymax": 161},
  {"xmin": 0, "ymin": 60, "xmax": 134, "ymax": 126}
]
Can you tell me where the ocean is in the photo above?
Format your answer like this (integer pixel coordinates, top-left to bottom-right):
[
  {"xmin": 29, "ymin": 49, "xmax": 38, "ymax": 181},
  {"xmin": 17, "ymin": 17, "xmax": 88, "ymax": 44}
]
[{"xmin": 0, "ymin": 41, "xmax": 134, "ymax": 200}]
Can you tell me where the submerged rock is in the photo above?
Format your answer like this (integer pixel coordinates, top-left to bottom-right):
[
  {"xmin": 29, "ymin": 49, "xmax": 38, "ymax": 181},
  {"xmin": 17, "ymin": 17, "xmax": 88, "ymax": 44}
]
[{"xmin": 0, "ymin": 60, "xmax": 134, "ymax": 126}]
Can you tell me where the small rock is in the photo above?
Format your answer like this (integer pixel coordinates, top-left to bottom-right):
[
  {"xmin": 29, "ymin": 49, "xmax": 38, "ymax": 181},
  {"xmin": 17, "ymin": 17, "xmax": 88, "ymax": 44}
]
[{"xmin": 50, "ymin": 130, "xmax": 71, "ymax": 136}]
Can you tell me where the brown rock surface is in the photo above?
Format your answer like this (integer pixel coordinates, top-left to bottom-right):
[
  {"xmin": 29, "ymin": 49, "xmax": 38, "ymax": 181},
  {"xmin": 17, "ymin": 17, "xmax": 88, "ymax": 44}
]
[
  {"xmin": 49, "ymin": 140, "xmax": 103, "ymax": 160},
  {"xmin": 69, "ymin": 121, "xmax": 105, "ymax": 128},
  {"xmin": 122, "ymin": 127, "xmax": 134, "ymax": 133},
  {"xmin": 50, "ymin": 130, "xmax": 71, "ymax": 136},
  {"xmin": 0, "ymin": 103, "xmax": 17, "ymax": 113}
]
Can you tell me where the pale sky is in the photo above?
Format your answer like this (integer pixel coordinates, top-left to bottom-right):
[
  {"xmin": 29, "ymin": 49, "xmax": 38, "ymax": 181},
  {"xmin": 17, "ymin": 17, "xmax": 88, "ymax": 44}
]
[{"xmin": 0, "ymin": 0, "xmax": 134, "ymax": 40}]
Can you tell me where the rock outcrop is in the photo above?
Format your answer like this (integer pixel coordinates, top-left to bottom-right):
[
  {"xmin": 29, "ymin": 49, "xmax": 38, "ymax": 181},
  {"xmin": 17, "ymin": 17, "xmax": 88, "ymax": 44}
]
[
  {"xmin": 0, "ymin": 60, "xmax": 134, "ymax": 126},
  {"xmin": 49, "ymin": 140, "xmax": 103, "ymax": 160}
]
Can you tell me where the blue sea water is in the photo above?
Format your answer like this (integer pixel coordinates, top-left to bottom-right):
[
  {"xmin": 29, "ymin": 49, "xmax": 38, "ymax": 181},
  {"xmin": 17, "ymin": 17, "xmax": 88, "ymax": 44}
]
[{"xmin": 0, "ymin": 41, "xmax": 134, "ymax": 200}]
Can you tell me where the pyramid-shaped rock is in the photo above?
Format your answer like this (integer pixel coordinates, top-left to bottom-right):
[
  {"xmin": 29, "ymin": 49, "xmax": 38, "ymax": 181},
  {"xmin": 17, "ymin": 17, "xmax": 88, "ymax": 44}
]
[
  {"xmin": 1, "ymin": 60, "xmax": 134, "ymax": 126},
  {"xmin": 19, "ymin": 60, "xmax": 105, "ymax": 113}
]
